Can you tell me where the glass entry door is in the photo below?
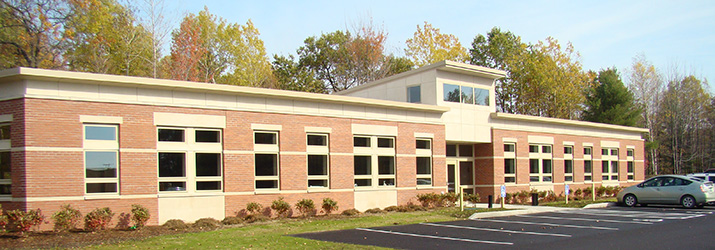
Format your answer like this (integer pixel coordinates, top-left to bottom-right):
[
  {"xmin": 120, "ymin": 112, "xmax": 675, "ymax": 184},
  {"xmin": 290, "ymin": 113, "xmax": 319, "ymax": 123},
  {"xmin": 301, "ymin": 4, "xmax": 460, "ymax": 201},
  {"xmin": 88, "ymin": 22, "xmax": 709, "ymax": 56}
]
[
  {"xmin": 447, "ymin": 161, "xmax": 456, "ymax": 192},
  {"xmin": 447, "ymin": 160, "xmax": 475, "ymax": 194}
]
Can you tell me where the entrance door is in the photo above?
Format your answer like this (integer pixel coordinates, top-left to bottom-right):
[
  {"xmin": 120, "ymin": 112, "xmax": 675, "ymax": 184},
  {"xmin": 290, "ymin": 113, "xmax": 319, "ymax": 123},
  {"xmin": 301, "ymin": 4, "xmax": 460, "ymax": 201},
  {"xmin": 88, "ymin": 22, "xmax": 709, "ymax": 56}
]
[
  {"xmin": 448, "ymin": 160, "xmax": 475, "ymax": 194},
  {"xmin": 447, "ymin": 160, "xmax": 457, "ymax": 192}
]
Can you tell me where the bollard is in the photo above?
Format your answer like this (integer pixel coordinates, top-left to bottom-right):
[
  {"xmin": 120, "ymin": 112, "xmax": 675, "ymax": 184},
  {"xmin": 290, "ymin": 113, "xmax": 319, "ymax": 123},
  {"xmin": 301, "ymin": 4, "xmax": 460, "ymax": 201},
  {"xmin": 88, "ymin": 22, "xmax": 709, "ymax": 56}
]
[
  {"xmin": 488, "ymin": 195, "xmax": 493, "ymax": 208},
  {"xmin": 531, "ymin": 193, "xmax": 539, "ymax": 206}
]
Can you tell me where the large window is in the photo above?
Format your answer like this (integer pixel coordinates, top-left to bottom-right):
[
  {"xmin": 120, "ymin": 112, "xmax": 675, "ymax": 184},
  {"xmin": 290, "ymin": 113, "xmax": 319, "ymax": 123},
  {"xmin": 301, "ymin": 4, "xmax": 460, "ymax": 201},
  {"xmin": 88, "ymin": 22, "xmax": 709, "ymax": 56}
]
[
  {"xmin": 307, "ymin": 134, "xmax": 329, "ymax": 189},
  {"xmin": 443, "ymin": 83, "xmax": 489, "ymax": 106},
  {"xmin": 529, "ymin": 144, "xmax": 553, "ymax": 183},
  {"xmin": 0, "ymin": 123, "xmax": 9, "ymax": 195},
  {"xmin": 84, "ymin": 124, "xmax": 119, "ymax": 194},
  {"xmin": 584, "ymin": 146, "xmax": 593, "ymax": 181},
  {"xmin": 564, "ymin": 146, "xmax": 574, "ymax": 182},
  {"xmin": 354, "ymin": 135, "xmax": 395, "ymax": 188},
  {"xmin": 158, "ymin": 128, "xmax": 223, "ymax": 192},
  {"xmin": 254, "ymin": 131, "xmax": 279, "ymax": 189},
  {"xmin": 416, "ymin": 139, "xmax": 432, "ymax": 186},
  {"xmin": 627, "ymin": 148, "xmax": 635, "ymax": 180},
  {"xmin": 504, "ymin": 143, "xmax": 516, "ymax": 183},
  {"xmin": 602, "ymin": 147, "xmax": 619, "ymax": 181},
  {"xmin": 407, "ymin": 85, "xmax": 421, "ymax": 103}
]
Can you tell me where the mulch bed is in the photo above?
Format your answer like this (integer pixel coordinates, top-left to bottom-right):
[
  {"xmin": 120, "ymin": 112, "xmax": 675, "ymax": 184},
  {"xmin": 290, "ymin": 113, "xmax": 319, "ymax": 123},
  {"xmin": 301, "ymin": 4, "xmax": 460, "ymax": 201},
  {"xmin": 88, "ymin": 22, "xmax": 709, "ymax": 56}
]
[{"xmin": 0, "ymin": 226, "xmax": 206, "ymax": 249}]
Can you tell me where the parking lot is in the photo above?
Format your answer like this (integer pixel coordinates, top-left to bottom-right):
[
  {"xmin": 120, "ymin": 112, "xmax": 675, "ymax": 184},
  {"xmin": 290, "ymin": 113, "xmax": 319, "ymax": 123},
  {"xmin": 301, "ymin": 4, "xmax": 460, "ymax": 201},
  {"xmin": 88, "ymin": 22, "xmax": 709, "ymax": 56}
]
[{"xmin": 294, "ymin": 206, "xmax": 714, "ymax": 249}]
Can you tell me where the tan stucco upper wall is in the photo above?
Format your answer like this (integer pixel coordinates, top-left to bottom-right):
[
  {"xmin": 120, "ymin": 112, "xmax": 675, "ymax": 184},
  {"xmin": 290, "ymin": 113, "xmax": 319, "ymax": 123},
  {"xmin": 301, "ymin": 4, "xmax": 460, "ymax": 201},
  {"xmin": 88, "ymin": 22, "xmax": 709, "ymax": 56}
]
[
  {"xmin": 337, "ymin": 69, "xmax": 438, "ymax": 105},
  {"xmin": 489, "ymin": 113, "xmax": 647, "ymax": 141}
]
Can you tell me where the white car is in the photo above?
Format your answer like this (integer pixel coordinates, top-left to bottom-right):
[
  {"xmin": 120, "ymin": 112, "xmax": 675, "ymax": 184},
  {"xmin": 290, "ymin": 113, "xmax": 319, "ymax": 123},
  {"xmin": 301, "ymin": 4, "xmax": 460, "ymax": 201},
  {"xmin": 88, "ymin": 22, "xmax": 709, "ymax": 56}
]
[{"xmin": 617, "ymin": 175, "xmax": 715, "ymax": 208}]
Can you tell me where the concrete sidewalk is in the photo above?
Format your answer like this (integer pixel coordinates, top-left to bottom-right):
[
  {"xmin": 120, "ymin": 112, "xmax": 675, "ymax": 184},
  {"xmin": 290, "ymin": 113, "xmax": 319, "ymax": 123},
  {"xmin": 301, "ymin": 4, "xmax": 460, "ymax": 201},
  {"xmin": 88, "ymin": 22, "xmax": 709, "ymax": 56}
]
[{"xmin": 465, "ymin": 202, "xmax": 618, "ymax": 219}]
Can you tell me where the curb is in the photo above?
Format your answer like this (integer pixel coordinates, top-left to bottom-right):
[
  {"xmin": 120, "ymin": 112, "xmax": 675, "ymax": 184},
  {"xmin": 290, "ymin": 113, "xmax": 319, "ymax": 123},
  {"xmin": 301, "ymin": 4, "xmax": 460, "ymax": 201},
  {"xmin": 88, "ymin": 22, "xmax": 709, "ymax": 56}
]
[
  {"xmin": 583, "ymin": 202, "xmax": 618, "ymax": 209},
  {"xmin": 467, "ymin": 206, "xmax": 577, "ymax": 220}
]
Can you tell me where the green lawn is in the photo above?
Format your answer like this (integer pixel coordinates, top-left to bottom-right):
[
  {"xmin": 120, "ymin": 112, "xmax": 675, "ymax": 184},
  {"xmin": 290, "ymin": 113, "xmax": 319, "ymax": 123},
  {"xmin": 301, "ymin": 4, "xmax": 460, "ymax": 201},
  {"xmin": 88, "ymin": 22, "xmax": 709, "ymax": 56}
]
[
  {"xmin": 539, "ymin": 197, "xmax": 617, "ymax": 208},
  {"xmin": 89, "ymin": 208, "xmax": 504, "ymax": 249}
]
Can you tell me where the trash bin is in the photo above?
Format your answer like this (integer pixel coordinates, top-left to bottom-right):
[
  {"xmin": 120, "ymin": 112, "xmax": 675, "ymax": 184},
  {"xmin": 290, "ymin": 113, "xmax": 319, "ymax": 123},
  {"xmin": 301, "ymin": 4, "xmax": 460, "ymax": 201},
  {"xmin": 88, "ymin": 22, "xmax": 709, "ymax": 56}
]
[{"xmin": 531, "ymin": 193, "xmax": 539, "ymax": 206}]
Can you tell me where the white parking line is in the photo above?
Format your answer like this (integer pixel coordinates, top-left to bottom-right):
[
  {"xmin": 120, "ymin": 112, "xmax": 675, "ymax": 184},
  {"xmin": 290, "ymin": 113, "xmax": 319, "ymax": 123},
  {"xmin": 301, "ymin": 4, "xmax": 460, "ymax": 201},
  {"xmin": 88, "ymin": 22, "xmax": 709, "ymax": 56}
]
[
  {"xmin": 516, "ymin": 215, "xmax": 654, "ymax": 225},
  {"xmin": 470, "ymin": 218, "xmax": 619, "ymax": 231},
  {"xmin": 421, "ymin": 223, "xmax": 572, "ymax": 237},
  {"xmin": 356, "ymin": 228, "xmax": 513, "ymax": 245},
  {"xmin": 555, "ymin": 210, "xmax": 691, "ymax": 220}
]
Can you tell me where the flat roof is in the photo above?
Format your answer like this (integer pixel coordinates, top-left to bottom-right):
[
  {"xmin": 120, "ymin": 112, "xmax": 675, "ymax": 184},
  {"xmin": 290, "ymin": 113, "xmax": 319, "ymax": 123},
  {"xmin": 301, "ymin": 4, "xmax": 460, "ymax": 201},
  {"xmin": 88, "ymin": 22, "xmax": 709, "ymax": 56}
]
[
  {"xmin": 337, "ymin": 60, "xmax": 506, "ymax": 95},
  {"xmin": 0, "ymin": 67, "xmax": 450, "ymax": 113},
  {"xmin": 491, "ymin": 112, "xmax": 650, "ymax": 134}
]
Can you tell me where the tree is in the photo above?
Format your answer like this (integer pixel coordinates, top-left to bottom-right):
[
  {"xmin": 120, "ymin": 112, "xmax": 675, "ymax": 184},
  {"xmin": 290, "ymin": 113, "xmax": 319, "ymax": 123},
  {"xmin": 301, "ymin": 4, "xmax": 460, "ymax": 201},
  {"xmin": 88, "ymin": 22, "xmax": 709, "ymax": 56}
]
[
  {"xmin": 582, "ymin": 68, "xmax": 641, "ymax": 126},
  {"xmin": 470, "ymin": 27, "xmax": 527, "ymax": 113},
  {"xmin": 166, "ymin": 8, "xmax": 272, "ymax": 86},
  {"xmin": 272, "ymin": 54, "xmax": 323, "ymax": 92},
  {"xmin": 0, "ymin": 0, "xmax": 72, "ymax": 69},
  {"xmin": 657, "ymin": 75, "xmax": 711, "ymax": 174},
  {"xmin": 137, "ymin": 0, "xmax": 171, "ymax": 78},
  {"xmin": 405, "ymin": 21, "xmax": 467, "ymax": 67},
  {"xmin": 627, "ymin": 54, "xmax": 664, "ymax": 174}
]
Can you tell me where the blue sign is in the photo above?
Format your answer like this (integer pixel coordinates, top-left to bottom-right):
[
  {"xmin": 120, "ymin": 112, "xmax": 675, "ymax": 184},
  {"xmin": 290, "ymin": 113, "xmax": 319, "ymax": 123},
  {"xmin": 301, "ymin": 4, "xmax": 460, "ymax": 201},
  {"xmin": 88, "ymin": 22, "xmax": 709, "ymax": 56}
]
[
  {"xmin": 565, "ymin": 184, "xmax": 570, "ymax": 195},
  {"xmin": 500, "ymin": 185, "xmax": 506, "ymax": 197}
]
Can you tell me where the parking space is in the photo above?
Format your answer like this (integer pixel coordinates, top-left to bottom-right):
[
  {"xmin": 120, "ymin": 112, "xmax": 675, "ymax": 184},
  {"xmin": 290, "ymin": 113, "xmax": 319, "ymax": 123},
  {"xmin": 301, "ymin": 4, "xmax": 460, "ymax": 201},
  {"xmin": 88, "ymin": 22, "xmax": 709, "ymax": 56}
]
[{"xmin": 293, "ymin": 206, "xmax": 714, "ymax": 249}]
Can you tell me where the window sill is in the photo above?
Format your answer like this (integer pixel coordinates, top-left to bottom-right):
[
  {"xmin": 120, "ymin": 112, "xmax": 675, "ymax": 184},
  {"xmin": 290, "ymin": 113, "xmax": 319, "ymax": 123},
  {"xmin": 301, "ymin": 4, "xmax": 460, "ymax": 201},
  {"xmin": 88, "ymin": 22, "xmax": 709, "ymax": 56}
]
[
  {"xmin": 0, "ymin": 196, "xmax": 11, "ymax": 201},
  {"xmin": 307, "ymin": 188, "xmax": 330, "ymax": 193},
  {"xmin": 84, "ymin": 194, "xmax": 120, "ymax": 200},
  {"xmin": 354, "ymin": 187, "xmax": 397, "ymax": 192},
  {"xmin": 254, "ymin": 189, "xmax": 280, "ymax": 195},
  {"xmin": 416, "ymin": 185, "xmax": 435, "ymax": 190}
]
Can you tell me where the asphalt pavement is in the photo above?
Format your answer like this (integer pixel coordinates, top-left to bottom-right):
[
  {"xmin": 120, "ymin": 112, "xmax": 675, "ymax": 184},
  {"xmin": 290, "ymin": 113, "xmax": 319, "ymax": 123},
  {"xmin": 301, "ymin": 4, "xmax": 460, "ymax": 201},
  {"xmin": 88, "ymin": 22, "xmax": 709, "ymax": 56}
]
[{"xmin": 293, "ymin": 204, "xmax": 714, "ymax": 249}]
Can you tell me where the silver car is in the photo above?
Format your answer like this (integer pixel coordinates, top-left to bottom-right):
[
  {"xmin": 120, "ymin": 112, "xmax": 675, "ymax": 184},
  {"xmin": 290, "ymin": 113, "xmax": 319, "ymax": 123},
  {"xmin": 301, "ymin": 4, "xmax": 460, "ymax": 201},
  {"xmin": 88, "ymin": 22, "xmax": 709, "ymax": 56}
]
[{"xmin": 617, "ymin": 175, "xmax": 715, "ymax": 208}]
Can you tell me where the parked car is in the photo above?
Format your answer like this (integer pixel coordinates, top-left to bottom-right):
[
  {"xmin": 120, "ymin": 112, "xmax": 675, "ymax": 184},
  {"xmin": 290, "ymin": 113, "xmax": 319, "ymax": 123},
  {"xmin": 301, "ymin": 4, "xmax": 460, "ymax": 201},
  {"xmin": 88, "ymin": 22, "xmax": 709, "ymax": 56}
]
[
  {"xmin": 687, "ymin": 173, "xmax": 715, "ymax": 183},
  {"xmin": 617, "ymin": 175, "xmax": 715, "ymax": 208}
]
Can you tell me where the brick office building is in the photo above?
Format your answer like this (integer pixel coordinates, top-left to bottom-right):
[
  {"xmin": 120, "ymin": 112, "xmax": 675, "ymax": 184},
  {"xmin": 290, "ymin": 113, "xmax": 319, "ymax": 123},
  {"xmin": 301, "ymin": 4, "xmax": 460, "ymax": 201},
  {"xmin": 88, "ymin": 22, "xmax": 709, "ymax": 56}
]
[{"xmin": 0, "ymin": 61, "xmax": 646, "ymax": 227}]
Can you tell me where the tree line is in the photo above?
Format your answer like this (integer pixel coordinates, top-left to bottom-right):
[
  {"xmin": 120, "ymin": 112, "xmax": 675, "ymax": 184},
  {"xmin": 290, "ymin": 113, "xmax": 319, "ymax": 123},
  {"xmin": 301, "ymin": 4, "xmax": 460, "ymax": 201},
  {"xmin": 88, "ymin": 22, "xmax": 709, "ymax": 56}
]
[{"xmin": 1, "ymin": 0, "xmax": 712, "ymax": 174}]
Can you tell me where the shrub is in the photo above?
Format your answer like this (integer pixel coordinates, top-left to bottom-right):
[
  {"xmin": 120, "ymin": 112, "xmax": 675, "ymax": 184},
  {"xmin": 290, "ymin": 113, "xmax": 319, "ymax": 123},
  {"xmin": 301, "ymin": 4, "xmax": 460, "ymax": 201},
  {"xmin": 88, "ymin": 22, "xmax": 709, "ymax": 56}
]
[
  {"xmin": 0, "ymin": 205, "xmax": 7, "ymax": 231},
  {"xmin": 383, "ymin": 205, "xmax": 399, "ymax": 212},
  {"xmin": 193, "ymin": 218, "xmax": 221, "ymax": 230},
  {"xmin": 130, "ymin": 204, "xmax": 150, "ymax": 229},
  {"xmin": 271, "ymin": 197, "xmax": 291, "ymax": 218},
  {"xmin": 246, "ymin": 202, "xmax": 262, "ymax": 215},
  {"xmin": 440, "ymin": 192, "xmax": 459, "ymax": 206},
  {"xmin": 221, "ymin": 216, "xmax": 244, "ymax": 225},
  {"xmin": 84, "ymin": 207, "xmax": 114, "ymax": 231},
  {"xmin": 163, "ymin": 219, "xmax": 188, "ymax": 230},
  {"xmin": 51, "ymin": 204, "xmax": 82, "ymax": 231},
  {"xmin": 6, "ymin": 209, "xmax": 45, "ymax": 233},
  {"xmin": 364, "ymin": 208, "xmax": 384, "ymax": 214},
  {"xmin": 321, "ymin": 198, "xmax": 339, "ymax": 214},
  {"xmin": 341, "ymin": 208, "xmax": 360, "ymax": 216},
  {"xmin": 244, "ymin": 214, "xmax": 269, "ymax": 223},
  {"xmin": 463, "ymin": 193, "xmax": 481, "ymax": 203},
  {"xmin": 295, "ymin": 199, "xmax": 316, "ymax": 217},
  {"xmin": 416, "ymin": 193, "xmax": 439, "ymax": 207}
]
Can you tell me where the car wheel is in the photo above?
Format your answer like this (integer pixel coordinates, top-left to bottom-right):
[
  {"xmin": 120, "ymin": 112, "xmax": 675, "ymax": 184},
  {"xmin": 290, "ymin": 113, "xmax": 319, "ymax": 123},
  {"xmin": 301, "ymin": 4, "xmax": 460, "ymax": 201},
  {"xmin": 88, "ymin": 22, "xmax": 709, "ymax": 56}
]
[
  {"xmin": 681, "ymin": 195, "xmax": 696, "ymax": 208},
  {"xmin": 623, "ymin": 194, "xmax": 637, "ymax": 207}
]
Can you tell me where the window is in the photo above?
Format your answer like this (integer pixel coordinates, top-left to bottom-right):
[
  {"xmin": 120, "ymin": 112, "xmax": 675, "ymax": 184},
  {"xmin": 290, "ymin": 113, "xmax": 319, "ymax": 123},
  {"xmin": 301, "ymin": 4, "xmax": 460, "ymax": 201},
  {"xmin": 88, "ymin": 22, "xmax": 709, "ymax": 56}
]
[
  {"xmin": 158, "ymin": 128, "xmax": 223, "ymax": 192},
  {"xmin": 307, "ymin": 133, "xmax": 329, "ymax": 188},
  {"xmin": 443, "ymin": 83, "xmax": 489, "ymax": 106},
  {"xmin": 458, "ymin": 145, "xmax": 473, "ymax": 157},
  {"xmin": 627, "ymin": 148, "xmax": 635, "ymax": 181},
  {"xmin": 353, "ymin": 136, "xmax": 396, "ymax": 187},
  {"xmin": 416, "ymin": 138, "xmax": 433, "ymax": 186},
  {"xmin": 601, "ymin": 147, "xmax": 619, "ymax": 181},
  {"xmin": 529, "ymin": 144, "xmax": 553, "ymax": 183},
  {"xmin": 254, "ymin": 131, "xmax": 279, "ymax": 189},
  {"xmin": 0, "ymin": 123, "xmax": 9, "ymax": 195},
  {"xmin": 407, "ymin": 85, "xmax": 421, "ymax": 103},
  {"xmin": 446, "ymin": 145, "xmax": 457, "ymax": 156},
  {"xmin": 443, "ymin": 84, "xmax": 460, "ymax": 102},
  {"xmin": 504, "ymin": 143, "xmax": 516, "ymax": 183},
  {"xmin": 84, "ymin": 125, "xmax": 119, "ymax": 194},
  {"xmin": 460, "ymin": 161, "xmax": 474, "ymax": 185},
  {"xmin": 564, "ymin": 146, "xmax": 573, "ymax": 182},
  {"xmin": 584, "ymin": 146, "xmax": 593, "ymax": 181},
  {"xmin": 354, "ymin": 137, "xmax": 371, "ymax": 147}
]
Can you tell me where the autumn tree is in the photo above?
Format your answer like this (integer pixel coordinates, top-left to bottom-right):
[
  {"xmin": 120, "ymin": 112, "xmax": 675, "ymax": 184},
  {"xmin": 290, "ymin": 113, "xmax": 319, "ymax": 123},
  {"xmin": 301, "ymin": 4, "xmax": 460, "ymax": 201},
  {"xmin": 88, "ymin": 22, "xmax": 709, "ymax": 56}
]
[
  {"xmin": 405, "ymin": 21, "xmax": 468, "ymax": 67},
  {"xmin": 292, "ymin": 22, "xmax": 409, "ymax": 92},
  {"xmin": 0, "ymin": 0, "xmax": 72, "ymax": 69},
  {"xmin": 137, "ymin": 0, "xmax": 171, "ymax": 78},
  {"xmin": 582, "ymin": 68, "xmax": 641, "ymax": 126},
  {"xmin": 166, "ymin": 8, "xmax": 272, "ymax": 86},
  {"xmin": 272, "ymin": 55, "xmax": 323, "ymax": 92},
  {"xmin": 627, "ymin": 54, "xmax": 664, "ymax": 174}
]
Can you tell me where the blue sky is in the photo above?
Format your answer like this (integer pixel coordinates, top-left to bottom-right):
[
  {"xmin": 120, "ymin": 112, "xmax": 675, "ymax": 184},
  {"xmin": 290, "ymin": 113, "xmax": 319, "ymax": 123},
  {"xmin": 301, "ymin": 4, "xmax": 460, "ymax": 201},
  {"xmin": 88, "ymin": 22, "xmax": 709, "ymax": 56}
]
[{"xmin": 170, "ymin": 0, "xmax": 714, "ymax": 87}]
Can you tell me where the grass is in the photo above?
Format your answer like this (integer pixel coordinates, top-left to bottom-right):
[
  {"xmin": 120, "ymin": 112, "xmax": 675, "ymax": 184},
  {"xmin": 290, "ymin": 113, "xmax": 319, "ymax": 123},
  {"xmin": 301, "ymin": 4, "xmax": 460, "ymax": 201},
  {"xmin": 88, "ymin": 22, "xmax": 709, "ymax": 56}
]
[
  {"xmin": 539, "ymin": 197, "xmax": 617, "ymax": 208},
  {"xmin": 88, "ymin": 207, "xmax": 502, "ymax": 249}
]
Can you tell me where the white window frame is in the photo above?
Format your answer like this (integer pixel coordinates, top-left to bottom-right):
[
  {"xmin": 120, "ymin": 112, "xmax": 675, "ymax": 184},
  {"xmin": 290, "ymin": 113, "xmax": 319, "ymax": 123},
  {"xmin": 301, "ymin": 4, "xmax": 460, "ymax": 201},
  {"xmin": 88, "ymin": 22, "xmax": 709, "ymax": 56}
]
[
  {"xmin": 0, "ymin": 122, "xmax": 11, "ymax": 196},
  {"xmin": 354, "ymin": 135, "xmax": 396, "ymax": 188},
  {"xmin": 564, "ymin": 146, "xmax": 574, "ymax": 182},
  {"xmin": 583, "ymin": 146, "xmax": 593, "ymax": 182},
  {"xmin": 307, "ymin": 133, "xmax": 329, "ymax": 189},
  {"xmin": 504, "ymin": 143, "xmax": 516, "ymax": 183},
  {"xmin": 626, "ymin": 148, "xmax": 635, "ymax": 181},
  {"xmin": 416, "ymin": 138, "xmax": 432, "ymax": 186},
  {"xmin": 157, "ymin": 127, "xmax": 223, "ymax": 193},
  {"xmin": 529, "ymin": 143, "xmax": 553, "ymax": 183},
  {"xmin": 601, "ymin": 147, "xmax": 619, "ymax": 182},
  {"xmin": 254, "ymin": 130, "xmax": 279, "ymax": 190},
  {"xmin": 83, "ymin": 124, "xmax": 120, "ymax": 195}
]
